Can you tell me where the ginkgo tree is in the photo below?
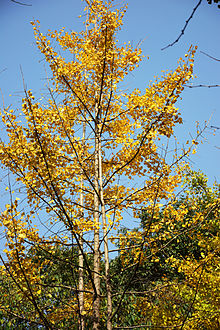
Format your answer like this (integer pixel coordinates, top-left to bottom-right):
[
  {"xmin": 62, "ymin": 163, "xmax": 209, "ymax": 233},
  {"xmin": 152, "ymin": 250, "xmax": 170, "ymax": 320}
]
[{"xmin": 0, "ymin": 0, "xmax": 200, "ymax": 329}]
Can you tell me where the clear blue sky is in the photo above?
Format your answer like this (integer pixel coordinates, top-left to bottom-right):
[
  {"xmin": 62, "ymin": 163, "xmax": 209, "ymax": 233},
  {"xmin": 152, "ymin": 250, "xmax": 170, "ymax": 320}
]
[{"xmin": 0, "ymin": 0, "xmax": 219, "ymax": 185}]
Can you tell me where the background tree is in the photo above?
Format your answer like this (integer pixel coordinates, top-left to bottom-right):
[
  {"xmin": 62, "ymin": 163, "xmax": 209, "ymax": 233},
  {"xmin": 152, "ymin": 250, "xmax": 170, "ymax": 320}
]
[{"xmin": 112, "ymin": 170, "xmax": 219, "ymax": 328}]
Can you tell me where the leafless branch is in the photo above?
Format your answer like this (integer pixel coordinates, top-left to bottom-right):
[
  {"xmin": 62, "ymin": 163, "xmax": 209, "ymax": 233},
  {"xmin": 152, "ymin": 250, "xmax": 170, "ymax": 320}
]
[
  {"xmin": 161, "ymin": 0, "xmax": 202, "ymax": 50},
  {"xmin": 10, "ymin": 0, "xmax": 32, "ymax": 6},
  {"xmin": 200, "ymin": 50, "xmax": 220, "ymax": 62},
  {"xmin": 185, "ymin": 84, "xmax": 220, "ymax": 88}
]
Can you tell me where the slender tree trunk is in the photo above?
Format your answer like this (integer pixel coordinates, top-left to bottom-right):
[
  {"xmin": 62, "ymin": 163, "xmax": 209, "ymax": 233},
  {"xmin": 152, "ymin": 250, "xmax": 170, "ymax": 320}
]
[
  {"xmin": 78, "ymin": 235, "xmax": 84, "ymax": 330},
  {"xmin": 78, "ymin": 118, "xmax": 86, "ymax": 330},
  {"xmin": 98, "ymin": 132, "xmax": 112, "ymax": 330},
  {"xmin": 79, "ymin": 8, "xmax": 88, "ymax": 322},
  {"xmin": 93, "ymin": 101, "xmax": 100, "ymax": 329}
]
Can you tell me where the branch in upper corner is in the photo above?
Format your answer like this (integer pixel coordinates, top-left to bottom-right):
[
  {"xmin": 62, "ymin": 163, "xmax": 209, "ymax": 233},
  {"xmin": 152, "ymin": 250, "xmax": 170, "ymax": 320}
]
[
  {"xmin": 10, "ymin": 0, "xmax": 32, "ymax": 6},
  {"xmin": 200, "ymin": 51, "xmax": 220, "ymax": 62},
  {"xmin": 184, "ymin": 84, "xmax": 220, "ymax": 88},
  {"xmin": 161, "ymin": 0, "xmax": 202, "ymax": 51}
]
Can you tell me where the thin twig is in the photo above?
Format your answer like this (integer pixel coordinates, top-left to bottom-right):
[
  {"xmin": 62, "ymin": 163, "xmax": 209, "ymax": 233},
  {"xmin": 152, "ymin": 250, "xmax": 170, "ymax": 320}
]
[
  {"xmin": 11, "ymin": 0, "xmax": 32, "ymax": 6},
  {"xmin": 200, "ymin": 50, "xmax": 220, "ymax": 62},
  {"xmin": 161, "ymin": 0, "xmax": 202, "ymax": 50},
  {"xmin": 185, "ymin": 84, "xmax": 220, "ymax": 88}
]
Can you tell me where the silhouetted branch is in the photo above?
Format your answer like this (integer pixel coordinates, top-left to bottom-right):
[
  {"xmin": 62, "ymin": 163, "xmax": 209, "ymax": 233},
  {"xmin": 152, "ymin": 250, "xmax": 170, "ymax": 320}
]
[
  {"xmin": 185, "ymin": 84, "xmax": 220, "ymax": 88},
  {"xmin": 10, "ymin": 0, "xmax": 32, "ymax": 6},
  {"xmin": 200, "ymin": 51, "xmax": 220, "ymax": 62},
  {"xmin": 161, "ymin": 0, "xmax": 202, "ymax": 50}
]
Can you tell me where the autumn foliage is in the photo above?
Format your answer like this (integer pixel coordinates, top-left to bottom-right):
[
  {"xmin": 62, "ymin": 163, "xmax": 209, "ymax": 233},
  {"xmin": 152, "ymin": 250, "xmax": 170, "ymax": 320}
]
[{"xmin": 0, "ymin": 0, "xmax": 218, "ymax": 329}]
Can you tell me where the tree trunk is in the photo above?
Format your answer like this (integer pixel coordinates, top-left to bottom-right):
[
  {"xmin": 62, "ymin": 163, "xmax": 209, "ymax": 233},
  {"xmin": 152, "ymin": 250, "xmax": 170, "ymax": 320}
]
[
  {"xmin": 78, "ymin": 115, "xmax": 85, "ymax": 330},
  {"xmin": 78, "ymin": 12, "xmax": 88, "ymax": 328},
  {"xmin": 98, "ymin": 132, "xmax": 112, "ymax": 330},
  {"xmin": 93, "ymin": 101, "xmax": 100, "ymax": 329},
  {"xmin": 78, "ymin": 235, "xmax": 84, "ymax": 330}
]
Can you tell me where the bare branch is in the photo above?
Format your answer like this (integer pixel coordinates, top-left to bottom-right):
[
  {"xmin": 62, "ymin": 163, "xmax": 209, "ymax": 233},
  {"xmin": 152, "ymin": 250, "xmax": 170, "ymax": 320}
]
[
  {"xmin": 200, "ymin": 50, "xmax": 220, "ymax": 62},
  {"xmin": 161, "ymin": 0, "xmax": 202, "ymax": 50},
  {"xmin": 10, "ymin": 0, "xmax": 32, "ymax": 6},
  {"xmin": 185, "ymin": 84, "xmax": 220, "ymax": 88}
]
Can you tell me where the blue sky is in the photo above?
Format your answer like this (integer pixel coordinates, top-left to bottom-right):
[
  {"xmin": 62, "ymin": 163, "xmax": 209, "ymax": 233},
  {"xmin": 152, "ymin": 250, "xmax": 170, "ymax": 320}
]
[{"xmin": 0, "ymin": 0, "xmax": 219, "ymax": 186}]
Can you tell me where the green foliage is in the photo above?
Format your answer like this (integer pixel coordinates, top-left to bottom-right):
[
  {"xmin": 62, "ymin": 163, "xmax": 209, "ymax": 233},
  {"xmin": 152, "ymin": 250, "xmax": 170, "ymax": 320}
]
[{"xmin": 111, "ymin": 171, "xmax": 220, "ymax": 328}]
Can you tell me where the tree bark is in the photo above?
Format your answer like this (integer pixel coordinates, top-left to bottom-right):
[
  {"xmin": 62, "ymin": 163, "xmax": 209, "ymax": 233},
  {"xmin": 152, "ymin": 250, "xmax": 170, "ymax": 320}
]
[
  {"xmin": 78, "ymin": 235, "xmax": 84, "ymax": 330},
  {"xmin": 93, "ymin": 100, "xmax": 101, "ymax": 329},
  {"xmin": 78, "ymin": 117, "xmax": 85, "ymax": 329},
  {"xmin": 98, "ymin": 131, "xmax": 112, "ymax": 330}
]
